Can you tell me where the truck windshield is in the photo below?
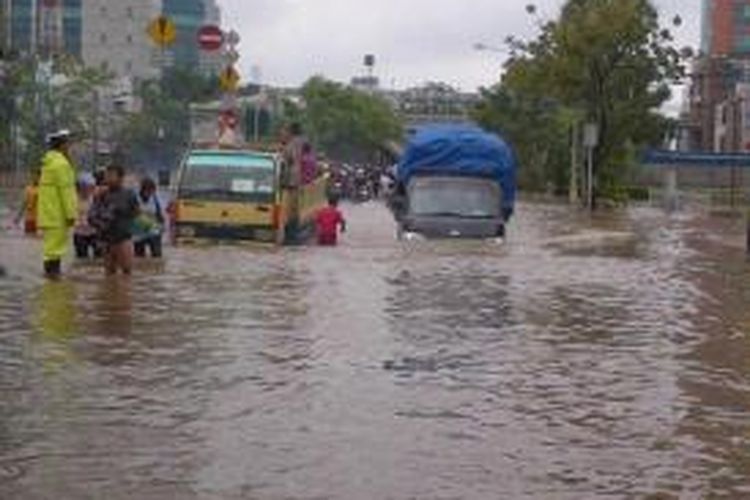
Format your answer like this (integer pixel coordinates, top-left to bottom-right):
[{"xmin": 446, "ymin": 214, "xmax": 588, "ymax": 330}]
[
  {"xmin": 409, "ymin": 177, "xmax": 501, "ymax": 218},
  {"xmin": 180, "ymin": 153, "xmax": 276, "ymax": 202}
]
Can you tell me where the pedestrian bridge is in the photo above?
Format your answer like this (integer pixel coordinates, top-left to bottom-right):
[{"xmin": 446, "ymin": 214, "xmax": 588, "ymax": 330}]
[{"xmin": 642, "ymin": 149, "xmax": 750, "ymax": 211}]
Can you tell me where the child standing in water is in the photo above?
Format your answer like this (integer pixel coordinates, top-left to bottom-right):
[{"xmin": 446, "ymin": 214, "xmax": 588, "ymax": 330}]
[
  {"xmin": 133, "ymin": 177, "xmax": 165, "ymax": 258},
  {"xmin": 14, "ymin": 170, "xmax": 40, "ymax": 235},
  {"xmin": 73, "ymin": 173, "xmax": 99, "ymax": 259},
  {"xmin": 92, "ymin": 166, "xmax": 139, "ymax": 275},
  {"xmin": 315, "ymin": 196, "xmax": 346, "ymax": 246}
]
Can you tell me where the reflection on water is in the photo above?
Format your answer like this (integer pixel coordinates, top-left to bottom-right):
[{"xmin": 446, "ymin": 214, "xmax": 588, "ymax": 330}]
[
  {"xmin": 0, "ymin": 201, "xmax": 749, "ymax": 499},
  {"xmin": 33, "ymin": 281, "xmax": 79, "ymax": 372}
]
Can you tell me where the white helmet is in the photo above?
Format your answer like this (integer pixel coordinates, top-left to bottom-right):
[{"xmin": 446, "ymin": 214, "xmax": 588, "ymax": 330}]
[{"xmin": 46, "ymin": 129, "xmax": 72, "ymax": 147}]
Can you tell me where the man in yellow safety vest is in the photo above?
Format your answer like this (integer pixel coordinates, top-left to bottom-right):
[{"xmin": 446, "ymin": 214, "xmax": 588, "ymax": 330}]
[{"xmin": 37, "ymin": 130, "xmax": 78, "ymax": 279}]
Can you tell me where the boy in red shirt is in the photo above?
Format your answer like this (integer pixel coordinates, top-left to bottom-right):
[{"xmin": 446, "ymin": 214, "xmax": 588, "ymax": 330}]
[{"xmin": 316, "ymin": 196, "xmax": 346, "ymax": 246}]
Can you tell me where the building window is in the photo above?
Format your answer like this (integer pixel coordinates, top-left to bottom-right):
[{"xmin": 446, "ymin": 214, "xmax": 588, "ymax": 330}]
[
  {"xmin": 100, "ymin": 33, "xmax": 107, "ymax": 44},
  {"xmin": 127, "ymin": 7, "xmax": 134, "ymax": 19},
  {"xmin": 127, "ymin": 34, "xmax": 133, "ymax": 44},
  {"xmin": 101, "ymin": 61, "xmax": 109, "ymax": 72},
  {"xmin": 100, "ymin": 5, "xmax": 107, "ymax": 16}
]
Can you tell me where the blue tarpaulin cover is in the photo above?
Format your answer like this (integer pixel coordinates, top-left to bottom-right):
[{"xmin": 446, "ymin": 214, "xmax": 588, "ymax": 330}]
[{"xmin": 398, "ymin": 125, "xmax": 517, "ymax": 209}]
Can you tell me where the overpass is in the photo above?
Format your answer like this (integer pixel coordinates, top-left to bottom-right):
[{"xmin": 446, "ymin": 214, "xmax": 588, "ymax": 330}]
[{"xmin": 642, "ymin": 149, "xmax": 750, "ymax": 218}]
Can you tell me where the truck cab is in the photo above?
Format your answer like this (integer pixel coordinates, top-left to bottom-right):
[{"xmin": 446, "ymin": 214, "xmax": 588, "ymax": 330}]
[
  {"xmin": 391, "ymin": 125, "xmax": 517, "ymax": 240},
  {"xmin": 397, "ymin": 176, "xmax": 506, "ymax": 239}
]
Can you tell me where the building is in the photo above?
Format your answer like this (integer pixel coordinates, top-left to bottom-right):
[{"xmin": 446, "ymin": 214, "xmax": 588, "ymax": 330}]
[
  {"xmin": 687, "ymin": 1, "xmax": 750, "ymax": 152},
  {"xmin": 3, "ymin": 0, "xmax": 221, "ymax": 78},
  {"xmin": 162, "ymin": 0, "xmax": 201, "ymax": 69},
  {"xmin": 0, "ymin": 2, "xmax": 5, "ymax": 54},
  {"xmin": 388, "ymin": 82, "xmax": 480, "ymax": 126},
  {"xmin": 701, "ymin": 0, "xmax": 750, "ymax": 57},
  {"xmin": 347, "ymin": 67, "xmax": 479, "ymax": 126},
  {"xmin": 713, "ymin": 82, "xmax": 750, "ymax": 152},
  {"xmin": 686, "ymin": 57, "xmax": 732, "ymax": 151},
  {"xmin": 351, "ymin": 75, "xmax": 380, "ymax": 93},
  {"xmin": 0, "ymin": 0, "xmax": 81, "ymax": 58},
  {"xmin": 5, "ymin": 0, "xmax": 36, "ymax": 55},
  {"xmin": 81, "ymin": 0, "xmax": 160, "ymax": 81},
  {"xmin": 61, "ymin": 0, "xmax": 81, "ymax": 59}
]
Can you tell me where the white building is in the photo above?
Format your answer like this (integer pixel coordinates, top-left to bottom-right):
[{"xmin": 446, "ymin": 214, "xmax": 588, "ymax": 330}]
[{"xmin": 81, "ymin": 0, "xmax": 161, "ymax": 82}]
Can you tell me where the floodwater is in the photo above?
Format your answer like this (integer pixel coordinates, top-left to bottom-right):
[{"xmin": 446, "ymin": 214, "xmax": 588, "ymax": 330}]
[{"xmin": 1, "ymin": 201, "xmax": 749, "ymax": 500}]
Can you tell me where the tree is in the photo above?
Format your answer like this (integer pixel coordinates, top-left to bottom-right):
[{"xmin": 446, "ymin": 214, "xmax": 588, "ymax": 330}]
[
  {"xmin": 474, "ymin": 87, "xmax": 577, "ymax": 193},
  {"xmin": 478, "ymin": 0, "xmax": 683, "ymax": 200},
  {"xmin": 299, "ymin": 76, "xmax": 403, "ymax": 162},
  {"xmin": 115, "ymin": 69, "xmax": 222, "ymax": 169},
  {"xmin": 0, "ymin": 57, "xmax": 112, "ymax": 172}
]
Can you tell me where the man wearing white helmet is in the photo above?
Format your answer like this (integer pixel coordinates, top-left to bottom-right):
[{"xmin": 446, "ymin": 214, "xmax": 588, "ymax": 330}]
[{"xmin": 37, "ymin": 130, "xmax": 78, "ymax": 278}]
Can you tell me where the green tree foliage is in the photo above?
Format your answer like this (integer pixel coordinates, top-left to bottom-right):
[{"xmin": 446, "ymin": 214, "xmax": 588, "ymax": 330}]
[
  {"xmin": 474, "ymin": 88, "xmax": 577, "ymax": 193},
  {"xmin": 475, "ymin": 0, "xmax": 683, "ymax": 198},
  {"xmin": 116, "ymin": 68, "xmax": 221, "ymax": 169},
  {"xmin": 0, "ymin": 57, "xmax": 111, "ymax": 171},
  {"xmin": 299, "ymin": 76, "xmax": 403, "ymax": 161}
]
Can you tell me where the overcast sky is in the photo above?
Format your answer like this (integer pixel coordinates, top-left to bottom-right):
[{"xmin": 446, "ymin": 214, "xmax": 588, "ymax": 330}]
[{"xmin": 218, "ymin": 0, "xmax": 701, "ymax": 92}]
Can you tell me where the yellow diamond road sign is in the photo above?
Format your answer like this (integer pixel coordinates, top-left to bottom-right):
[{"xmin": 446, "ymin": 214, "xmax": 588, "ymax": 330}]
[
  {"xmin": 148, "ymin": 16, "xmax": 177, "ymax": 48},
  {"xmin": 219, "ymin": 66, "xmax": 241, "ymax": 92}
]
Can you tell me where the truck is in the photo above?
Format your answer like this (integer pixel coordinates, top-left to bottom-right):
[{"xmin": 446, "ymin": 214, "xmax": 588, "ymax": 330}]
[
  {"xmin": 390, "ymin": 125, "xmax": 517, "ymax": 240},
  {"xmin": 171, "ymin": 149, "xmax": 327, "ymax": 245}
]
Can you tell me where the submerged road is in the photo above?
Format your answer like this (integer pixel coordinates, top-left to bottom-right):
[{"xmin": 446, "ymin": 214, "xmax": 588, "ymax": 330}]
[{"xmin": 1, "ymin": 201, "xmax": 749, "ymax": 499}]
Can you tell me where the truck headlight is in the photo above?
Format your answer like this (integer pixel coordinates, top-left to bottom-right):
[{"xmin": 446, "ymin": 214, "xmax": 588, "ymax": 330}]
[{"xmin": 403, "ymin": 231, "xmax": 426, "ymax": 242}]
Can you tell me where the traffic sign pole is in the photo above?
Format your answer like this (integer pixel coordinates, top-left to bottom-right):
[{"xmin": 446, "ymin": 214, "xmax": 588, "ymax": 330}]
[
  {"xmin": 148, "ymin": 15, "xmax": 177, "ymax": 83},
  {"xmin": 583, "ymin": 123, "xmax": 599, "ymax": 211},
  {"xmin": 217, "ymin": 30, "xmax": 241, "ymax": 147}
]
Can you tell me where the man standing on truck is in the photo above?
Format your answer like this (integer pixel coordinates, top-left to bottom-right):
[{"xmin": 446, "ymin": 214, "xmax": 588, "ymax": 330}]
[
  {"xmin": 281, "ymin": 122, "xmax": 305, "ymax": 187},
  {"xmin": 280, "ymin": 122, "xmax": 307, "ymax": 241}
]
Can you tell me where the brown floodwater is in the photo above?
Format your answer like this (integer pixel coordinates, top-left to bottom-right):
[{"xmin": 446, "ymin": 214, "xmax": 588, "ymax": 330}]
[{"xmin": 0, "ymin": 201, "xmax": 749, "ymax": 499}]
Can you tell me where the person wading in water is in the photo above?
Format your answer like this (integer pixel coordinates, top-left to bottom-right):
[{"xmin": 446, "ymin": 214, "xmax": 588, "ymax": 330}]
[{"xmin": 37, "ymin": 130, "xmax": 78, "ymax": 279}]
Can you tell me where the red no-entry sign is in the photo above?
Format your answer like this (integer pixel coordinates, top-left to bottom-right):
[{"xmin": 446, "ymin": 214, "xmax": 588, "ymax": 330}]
[{"xmin": 197, "ymin": 25, "xmax": 224, "ymax": 51}]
